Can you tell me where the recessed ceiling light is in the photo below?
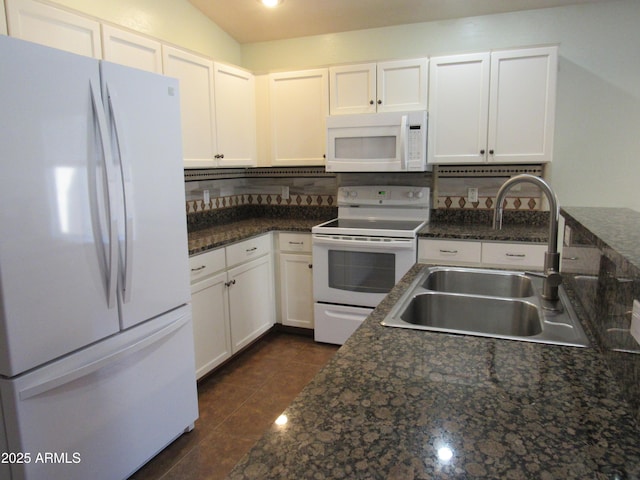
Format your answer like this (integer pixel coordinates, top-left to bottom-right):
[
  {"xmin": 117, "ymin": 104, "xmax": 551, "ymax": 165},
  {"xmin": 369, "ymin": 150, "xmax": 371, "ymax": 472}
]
[{"xmin": 260, "ymin": 0, "xmax": 283, "ymax": 7}]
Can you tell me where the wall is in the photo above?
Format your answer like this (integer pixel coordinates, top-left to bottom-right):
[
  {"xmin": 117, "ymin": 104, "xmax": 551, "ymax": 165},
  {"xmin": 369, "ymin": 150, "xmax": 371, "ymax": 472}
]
[
  {"xmin": 241, "ymin": 0, "xmax": 640, "ymax": 212},
  {"xmin": 47, "ymin": 0, "xmax": 241, "ymax": 64}
]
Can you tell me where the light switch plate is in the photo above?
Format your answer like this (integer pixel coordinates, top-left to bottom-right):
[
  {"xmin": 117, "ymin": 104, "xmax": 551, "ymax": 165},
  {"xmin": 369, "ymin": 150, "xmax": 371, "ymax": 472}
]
[
  {"xmin": 630, "ymin": 300, "xmax": 640, "ymax": 346},
  {"xmin": 467, "ymin": 187, "xmax": 478, "ymax": 203}
]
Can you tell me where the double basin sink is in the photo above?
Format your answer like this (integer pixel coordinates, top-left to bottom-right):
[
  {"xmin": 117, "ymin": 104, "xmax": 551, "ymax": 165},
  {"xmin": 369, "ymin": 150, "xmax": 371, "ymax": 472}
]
[{"xmin": 381, "ymin": 267, "xmax": 590, "ymax": 347}]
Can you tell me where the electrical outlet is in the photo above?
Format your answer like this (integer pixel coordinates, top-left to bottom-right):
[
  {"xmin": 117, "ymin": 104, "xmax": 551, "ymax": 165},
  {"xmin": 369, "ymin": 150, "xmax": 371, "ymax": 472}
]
[
  {"xmin": 630, "ymin": 300, "xmax": 640, "ymax": 346},
  {"xmin": 467, "ymin": 187, "xmax": 478, "ymax": 203},
  {"xmin": 203, "ymin": 189, "xmax": 210, "ymax": 205},
  {"xmin": 282, "ymin": 186, "xmax": 290, "ymax": 200}
]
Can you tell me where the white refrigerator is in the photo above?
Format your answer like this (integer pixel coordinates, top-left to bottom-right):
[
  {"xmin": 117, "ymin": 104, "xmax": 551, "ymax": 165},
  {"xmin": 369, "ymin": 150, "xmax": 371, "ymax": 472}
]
[{"xmin": 0, "ymin": 36, "xmax": 198, "ymax": 480}]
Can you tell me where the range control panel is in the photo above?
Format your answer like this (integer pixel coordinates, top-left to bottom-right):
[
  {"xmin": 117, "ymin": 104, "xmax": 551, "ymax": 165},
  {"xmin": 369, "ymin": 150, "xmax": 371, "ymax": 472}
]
[{"xmin": 338, "ymin": 186, "xmax": 430, "ymax": 207}]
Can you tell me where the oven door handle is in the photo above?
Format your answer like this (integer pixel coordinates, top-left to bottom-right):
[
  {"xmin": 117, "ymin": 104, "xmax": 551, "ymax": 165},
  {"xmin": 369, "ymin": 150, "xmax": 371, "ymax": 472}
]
[{"xmin": 312, "ymin": 235, "xmax": 415, "ymax": 251}]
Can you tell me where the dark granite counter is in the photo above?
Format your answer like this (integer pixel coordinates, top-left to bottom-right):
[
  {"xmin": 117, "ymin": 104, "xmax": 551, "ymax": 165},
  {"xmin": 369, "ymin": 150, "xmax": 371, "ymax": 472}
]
[
  {"xmin": 228, "ymin": 264, "xmax": 640, "ymax": 479},
  {"xmin": 188, "ymin": 218, "xmax": 324, "ymax": 256},
  {"xmin": 561, "ymin": 207, "xmax": 640, "ymax": 271},
  {"xmin": 419, "ymin": 222, "xmax": 548, "ymax": 243}
]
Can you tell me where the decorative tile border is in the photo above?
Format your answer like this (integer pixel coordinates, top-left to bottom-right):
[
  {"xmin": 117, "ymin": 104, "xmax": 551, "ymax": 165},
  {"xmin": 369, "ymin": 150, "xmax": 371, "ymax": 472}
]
[
  {"xmin": 186, "ymin": 193, "xmax": 335, "ymax": 215},
  {"xmin": 437, "ymin": 196, "xmax": 542, "ymax": 210}
]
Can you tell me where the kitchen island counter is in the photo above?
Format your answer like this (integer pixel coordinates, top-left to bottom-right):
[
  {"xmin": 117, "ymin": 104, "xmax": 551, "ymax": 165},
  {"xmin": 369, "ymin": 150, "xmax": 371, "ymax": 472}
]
[{"xmin": 227, "ymin": 263, "xmax": 640, "ymax": 479}]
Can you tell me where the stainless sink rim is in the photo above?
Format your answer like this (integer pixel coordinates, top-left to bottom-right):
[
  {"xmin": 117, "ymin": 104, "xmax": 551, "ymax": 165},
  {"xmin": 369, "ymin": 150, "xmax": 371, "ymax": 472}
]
[{"xmin": 381, "ymin": 266, "xmax": 590, "ymax": 348}]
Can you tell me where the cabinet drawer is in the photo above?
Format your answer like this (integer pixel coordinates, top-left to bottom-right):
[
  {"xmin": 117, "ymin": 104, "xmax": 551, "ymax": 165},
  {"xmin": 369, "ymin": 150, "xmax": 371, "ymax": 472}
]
[
  {"xmin": 189, "ymin": 248, "xmax": 226, "ymax": 284},
  {"xmin": 279, "ymin": 232, "xmax": 312, "ymax": 253},
  {"xmin": 226, "ymin": 234, "xmax": 271, "ymax": 267},
  {"xmin": 481, "ymin": 242, "xmax": 546, "ymax": 269},
  {"xmin": 419, "ymin": 239, "xmax": 481, "ymax": 265}
]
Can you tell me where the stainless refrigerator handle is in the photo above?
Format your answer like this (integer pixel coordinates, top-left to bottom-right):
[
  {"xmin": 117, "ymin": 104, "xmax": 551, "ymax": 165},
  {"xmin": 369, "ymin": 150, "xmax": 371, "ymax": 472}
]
[
  {"xmin": 18, "ymin": 315, "xmax": 190, "ymax": 400},
  {"xmin": 106, "ymin": 83, "xmax": 134, "ymax": 304},
  {"xmin": 90, "ymin": 80, "xmax": 118, "ymax": 310}
]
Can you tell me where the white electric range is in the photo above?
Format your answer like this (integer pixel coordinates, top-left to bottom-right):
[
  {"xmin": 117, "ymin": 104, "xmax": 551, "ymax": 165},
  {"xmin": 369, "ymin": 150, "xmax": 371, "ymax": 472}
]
[{"xmin": 312, "ymin": 185, "xmax": 430, "ymax": 344}]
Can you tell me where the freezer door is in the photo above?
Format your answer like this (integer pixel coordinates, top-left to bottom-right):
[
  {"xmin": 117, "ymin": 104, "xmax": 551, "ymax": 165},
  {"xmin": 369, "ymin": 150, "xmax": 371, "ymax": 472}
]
[
  {"xmin": 0, "ymin": 36, "xmax": 120, "ymax": 376},
  {"xmin": 100, "ymin": 61, "xmax": 191, "ymax": 330},
  {"xmin": 0, "ymin": 306, "xmax": 198, "ymax": 480}
]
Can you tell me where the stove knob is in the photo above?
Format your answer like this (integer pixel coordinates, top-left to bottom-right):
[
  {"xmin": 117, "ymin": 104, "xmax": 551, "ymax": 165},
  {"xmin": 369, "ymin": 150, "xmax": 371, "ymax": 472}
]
[
  {"xmin": 349, "ymin": 191, "xmax": 358, "ymax": 198},
  {"xmin": 407, "ymin": 191, "xmax": 414, "ymax": 198},
  {"xmin": 415, "ymin": 190, "xmax": 425, "ymax": 199}
]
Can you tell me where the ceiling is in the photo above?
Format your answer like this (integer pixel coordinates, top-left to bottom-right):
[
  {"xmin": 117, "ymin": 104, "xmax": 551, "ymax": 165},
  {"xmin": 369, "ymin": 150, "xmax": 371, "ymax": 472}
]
[{"xmin": 188, "ymin": 0, "xmax": 607, "ymax": 44}]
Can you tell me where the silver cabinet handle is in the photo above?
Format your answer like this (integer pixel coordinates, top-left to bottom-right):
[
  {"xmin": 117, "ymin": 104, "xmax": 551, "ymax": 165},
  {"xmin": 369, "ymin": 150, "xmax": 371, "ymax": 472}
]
[
  {"xmin": 191, "ymin": 265, "xmax": 206, "ymax": 272},
  {"xmin": 288, "ymin": 241, "xmax": 304, "ymax": 245},
  {"xmin": 246, "ymin": 247, "xmax": 257, "ymax": 252},
  {"xmin": 439, "ymin": 249, "xmax": 458, "ymax": 254},
  {"xmin": 562, "ymin": 256, "xmax": 579, "ymax": 261},
  {"xmin": 505, "ymin": 253, "xmax": 526, "ymax": 258}
]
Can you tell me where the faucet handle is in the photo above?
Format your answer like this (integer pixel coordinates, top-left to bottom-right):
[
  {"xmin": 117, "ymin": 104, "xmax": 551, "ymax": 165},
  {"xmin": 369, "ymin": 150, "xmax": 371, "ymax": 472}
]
[{"xmin": 544, "ymin": 270, "xmax": 562, "ymax": 288}]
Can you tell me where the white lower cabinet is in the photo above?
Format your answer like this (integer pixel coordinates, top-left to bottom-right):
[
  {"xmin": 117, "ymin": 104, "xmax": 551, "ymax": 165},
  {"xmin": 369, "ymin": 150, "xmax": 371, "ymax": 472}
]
[
  {"xmin": 189, "ymin": 234, "xmax": 274, "ymax": 379},
  {"xmin": 419, "ymin": 238, "xmax": 545, "ymax": 270},
  {"xmin": 228, "ymin": 254, "xmax": 275, "ymax": 352},
  {"xmin": 278, "ymin": 233, "xmax": 314, "ymax": 329},
  {"xmin": 190, "ymin": 270, "xmax": 231, "ymax": 379}
]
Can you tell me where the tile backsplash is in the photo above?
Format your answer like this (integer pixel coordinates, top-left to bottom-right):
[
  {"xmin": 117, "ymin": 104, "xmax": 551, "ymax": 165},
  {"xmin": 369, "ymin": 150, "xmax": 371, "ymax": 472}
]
[{"xmin": 184, "ymin": 166, "xmax": 551, "ymax": 218}]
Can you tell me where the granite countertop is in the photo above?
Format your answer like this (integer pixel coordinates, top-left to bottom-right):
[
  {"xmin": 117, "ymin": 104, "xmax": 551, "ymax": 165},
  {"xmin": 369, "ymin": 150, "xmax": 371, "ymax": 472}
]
[
  {"xmin": 188, "ymin": 216, "xmax": 549, "ymax": 256},
  {"xmin": 561, "ymin": 207, "xmax": 640, "ymax": 270},
  {"xmin": 188, "ymin": 218, "xmax": 324, "ymax": 256},
  {"xmin": 228, "ymin": 264, "xmax": 640, "ymax": 479},
  {"xmin": 419, "ymin": 222, "xmax": 548, "ymax": 243}
]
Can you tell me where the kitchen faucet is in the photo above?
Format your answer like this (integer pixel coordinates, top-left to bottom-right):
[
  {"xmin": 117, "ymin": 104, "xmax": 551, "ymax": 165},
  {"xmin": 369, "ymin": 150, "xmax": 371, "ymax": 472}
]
[{"xmin": 493, "ymin": 174, "xmax": 562, "ymax": 302}]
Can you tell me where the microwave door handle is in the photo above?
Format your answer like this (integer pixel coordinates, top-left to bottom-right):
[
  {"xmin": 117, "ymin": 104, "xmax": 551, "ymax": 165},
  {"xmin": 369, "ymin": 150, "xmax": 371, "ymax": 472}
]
[{"xmin": 399, "ymin": 114, "xmax": 407, "ymax": 170}]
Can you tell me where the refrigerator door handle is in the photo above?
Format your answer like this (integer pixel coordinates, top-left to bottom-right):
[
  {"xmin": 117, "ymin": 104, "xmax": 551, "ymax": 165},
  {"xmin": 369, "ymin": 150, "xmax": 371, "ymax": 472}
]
[
  {"xmin": 90, "ymin": 79, "xmax": 118, "ymax": 309},
  {"xmin": 106, "ymin": 83, "xmax": 134, "ymax": 304},
  {"xmin": 18, "ymin": 314, "xmax": 189, "ymax": 401}
]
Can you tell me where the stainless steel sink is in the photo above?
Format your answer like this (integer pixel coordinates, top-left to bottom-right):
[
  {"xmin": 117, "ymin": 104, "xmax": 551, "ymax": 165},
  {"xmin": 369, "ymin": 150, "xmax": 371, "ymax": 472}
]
[
  {"xmin": 421, "ymin": 268, "xmax": 534, "ymax": 298},
  {"xmin": 401, "ymin": 292, "xmax": 542, "ymax": 337},
  {"xmin": 382, "ymin": 267, "xmax": 590, "ymax": 347}
]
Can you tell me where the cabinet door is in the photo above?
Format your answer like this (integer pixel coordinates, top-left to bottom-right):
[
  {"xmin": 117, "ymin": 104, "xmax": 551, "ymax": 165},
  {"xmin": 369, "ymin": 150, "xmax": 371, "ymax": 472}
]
[
  {"xmin": 427, "ymin": 52, "xmax": 490, "ymax": 164},
  {"xmin": 228, "ymin": 255, "xmax": 275, "ymax": 353},
  {"xmin": 6, "ymin": 0, "xmax": 101, "ymax": 58},
  {"xmin": 162, "ymin": 45, "xmax": 217, "ymax": 168},
  {"xmin": 377, "ymin": 58, "xmax": 428, "ymax": 112},
  {"xmin": 102, "ymin": 25, "xmax": 162, "ymax": 73},
  {"xmin": 1, "ymin": 1, "xmax": 7, "ymax": 35},
  {"xmin": 329, "ymin": 63, "xmax": 376, "ymax": 115},
  {"xmin": 213, "ymin": 62, "xmax": 257, "ymax": 167},
  {"xmin": 279, "ymin": 253, "xmax": 314, "ymax": 329},
  {"xmin": 488, "ymin": 47, "xmax": 557, "ymax": 163},
  {"xmin": 190, "ymin": 271, "xmax": 232, "ymax": 379},
  {"xmin": 269, "ymin": 69, "xmax": 328, "ymax": 166}
]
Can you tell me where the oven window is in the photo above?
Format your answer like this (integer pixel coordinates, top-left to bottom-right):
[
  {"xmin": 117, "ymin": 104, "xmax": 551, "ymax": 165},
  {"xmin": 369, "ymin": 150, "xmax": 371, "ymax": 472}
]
[{"xmin": 328, "ymin": 250, "xmax": 395, "ymax": 293}]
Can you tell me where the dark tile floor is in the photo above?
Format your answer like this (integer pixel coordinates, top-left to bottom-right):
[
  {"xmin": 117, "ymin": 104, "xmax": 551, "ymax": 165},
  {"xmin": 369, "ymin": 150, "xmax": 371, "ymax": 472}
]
[{"xmin": 130, "ymin": 331, "xmax": 339, "ymax": 480}]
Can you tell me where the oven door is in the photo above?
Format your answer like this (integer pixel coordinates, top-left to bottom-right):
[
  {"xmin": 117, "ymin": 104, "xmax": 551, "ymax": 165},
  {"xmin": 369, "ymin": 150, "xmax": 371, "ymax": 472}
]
[{"xmin": 312, "ymin": 234, "xmax": 417, "ymax": 307}]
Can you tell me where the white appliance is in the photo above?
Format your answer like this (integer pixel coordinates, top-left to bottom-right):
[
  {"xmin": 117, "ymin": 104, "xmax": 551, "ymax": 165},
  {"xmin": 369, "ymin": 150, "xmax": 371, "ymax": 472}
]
[
  {"xmin": 0, "ymin": 36, "xmax": 198, "ymax": 480},
  {"xmin": 312, "ymin": 186, "xmax": 430, "ymax": 344},
  {"xmin": 325, "ymin": 111, "xmax": 430, "ymax": 172}
]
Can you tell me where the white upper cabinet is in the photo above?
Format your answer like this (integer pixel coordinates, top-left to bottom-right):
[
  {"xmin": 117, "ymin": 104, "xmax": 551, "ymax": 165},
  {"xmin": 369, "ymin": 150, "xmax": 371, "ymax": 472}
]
[
  {"xmin": 427, "ymin": 52, "xmax": 491, "ymax": 164},
  {"xmin": 269, "ymin": 68, "xmax": 329, "ymax": 166},
  {"xmin": 5, "ymin": 0, "xmax": 101, "ymax": 58},
  {"xmin": 329, "ymin": 58, "xmax": 428, "ymax": 115},
  {"xmin": 329, "ymin": 63, "xmax": 377, "ymax": 114},
  {"xmin": 428, "ymin": 46, "xmax": 557, "ymax": 164},
  {"xmin": 488, "ymin": 47, "xmax": 558, "ymax": 164},
  {"xmin": 1, "ymin": 1, "xmax": 7, "ymax": 35},
  {"xmin": 102, "ymin": 25, "xmax": 162, "ymax": 73},
  {"xmin": 213, "ymin": 62, "xmax": 257, "ymax": 167},
  {"xmin": 162, "ymin": 45, "xmax": 217, "ymax": 168},
  {"xmin": 6, "ymin": 0, "xmax": 102, "ymax": 58}
]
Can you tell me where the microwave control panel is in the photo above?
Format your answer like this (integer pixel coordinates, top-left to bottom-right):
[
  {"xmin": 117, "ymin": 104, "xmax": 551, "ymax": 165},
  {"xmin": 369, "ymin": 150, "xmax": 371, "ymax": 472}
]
[{"xmin": 407, "ymin": 124, "xmax": 425, "ymax": 170}]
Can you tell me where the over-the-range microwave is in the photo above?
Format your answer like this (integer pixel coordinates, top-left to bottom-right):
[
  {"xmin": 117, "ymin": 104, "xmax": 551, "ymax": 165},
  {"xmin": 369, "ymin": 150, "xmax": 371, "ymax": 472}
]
[{"xmin": 325, "ymin": 110, "xmax": 430, "ymax": 172}]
